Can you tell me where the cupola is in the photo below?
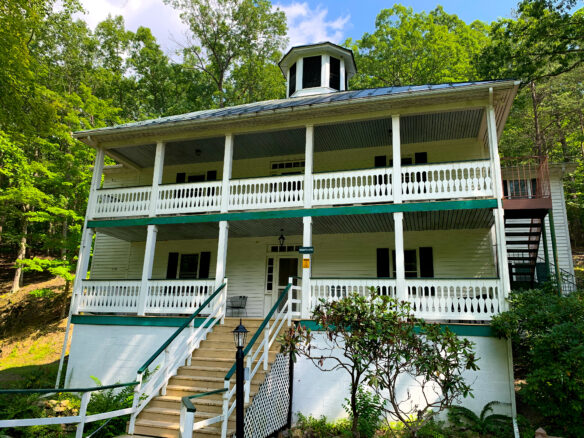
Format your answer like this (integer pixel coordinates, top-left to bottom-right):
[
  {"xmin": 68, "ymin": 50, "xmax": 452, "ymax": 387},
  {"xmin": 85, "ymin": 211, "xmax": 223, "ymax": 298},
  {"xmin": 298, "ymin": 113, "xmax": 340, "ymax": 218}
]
[{"xmin": 279, "ymin": 42, "xmax": 357, "ymax": 98}]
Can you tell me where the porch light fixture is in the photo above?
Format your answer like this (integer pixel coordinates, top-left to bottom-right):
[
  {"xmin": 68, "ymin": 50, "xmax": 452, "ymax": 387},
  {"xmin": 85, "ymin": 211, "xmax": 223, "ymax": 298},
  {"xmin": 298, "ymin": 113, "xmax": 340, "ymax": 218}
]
[
  {"xmin": 279, "ymin": 229, "xmax": 286, "ymax": 249},
  {"xmin": 232, "ymin": 319, "xmax": 248, "ymax": 349}
]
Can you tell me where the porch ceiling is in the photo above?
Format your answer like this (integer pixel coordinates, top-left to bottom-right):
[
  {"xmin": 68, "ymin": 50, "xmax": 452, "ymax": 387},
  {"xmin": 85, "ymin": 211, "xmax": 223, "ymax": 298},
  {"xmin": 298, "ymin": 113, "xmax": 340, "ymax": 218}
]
[
  {"xmin": 95, "ymin": 208, "xmax": 494, "ymax": 242},
  {"xmin": 106, "ymin": 108, "xmax": 485, "ymax": 168}
]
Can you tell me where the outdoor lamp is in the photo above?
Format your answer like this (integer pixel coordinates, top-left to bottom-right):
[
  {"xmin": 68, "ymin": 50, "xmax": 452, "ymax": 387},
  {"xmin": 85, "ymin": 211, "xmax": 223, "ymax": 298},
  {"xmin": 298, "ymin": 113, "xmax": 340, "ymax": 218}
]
[
  {"xmin": 232, "ymin": 319, "xmax": 248, "ymax": 349},
  {"xmin": 279, "ymin": 229, "xmax": 286, "ymax": 249}
]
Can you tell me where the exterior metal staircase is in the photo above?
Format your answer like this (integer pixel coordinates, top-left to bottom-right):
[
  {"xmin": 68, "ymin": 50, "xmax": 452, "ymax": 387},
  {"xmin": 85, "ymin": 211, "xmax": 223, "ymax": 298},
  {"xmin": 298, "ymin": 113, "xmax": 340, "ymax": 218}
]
[
  {"xmin": 131, "ymin": 318, "xmax": 281, "ymax": 437},
  {"xmin": 505, "ymin": 217, "xmax": 544, "ymax": 287}
]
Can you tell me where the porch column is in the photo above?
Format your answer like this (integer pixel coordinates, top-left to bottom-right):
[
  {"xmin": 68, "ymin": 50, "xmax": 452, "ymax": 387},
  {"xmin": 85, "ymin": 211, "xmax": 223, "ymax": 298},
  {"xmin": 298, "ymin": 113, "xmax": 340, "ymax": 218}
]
[
  {"xmin": 486, "ymin": 97, "xmax": 511, "ymax": 297},
  {"xmin": 304, "ymin": 125, "xmax": 314, "ymax": 208},
  {"xmin": 72, "ymin": 227, "xmax": 95, "ymax": 312},
  {"xmin": 138, "ymin": 225, "xmax": 158, "ymax": 316},
  {"xmin": 86, "ymin": 147, "xmax": 105, "ymax": 219},
  {"xmin": 215, "ymin": 221, "xmax": 229, "ymax": 289},
  {"xmin": 493, "ymin": 209, "xmax": 509, "ymax": 310},
  {"xmin": 149, "ymin": 141, "xmax": 165, "ymax": 217},
  {"xmin": 392, "ymin": 115, "xmax": 402, "ymax": 204},
  {"xmin": 393, "ymin": 212, "xmax": 406, "ymax": 301},
  {"xmin": 221, "ymin": 135, "xmax": 234, "ymax": 213},
  {"xmin": 301, "ymin": 216, "xmax": 312, "ymax": 318}
]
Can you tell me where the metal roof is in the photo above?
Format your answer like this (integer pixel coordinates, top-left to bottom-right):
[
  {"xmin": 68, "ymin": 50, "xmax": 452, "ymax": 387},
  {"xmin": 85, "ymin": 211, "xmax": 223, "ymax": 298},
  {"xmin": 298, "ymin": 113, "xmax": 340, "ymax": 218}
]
[{"xmin": 74, "ymin": 80, "xmax": 516, "ymax": 138}]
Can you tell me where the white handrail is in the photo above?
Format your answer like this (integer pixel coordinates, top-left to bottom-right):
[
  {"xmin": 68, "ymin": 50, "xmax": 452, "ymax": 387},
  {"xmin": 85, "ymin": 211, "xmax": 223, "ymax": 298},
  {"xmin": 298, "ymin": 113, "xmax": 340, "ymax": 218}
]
[
  {"xmin": 156, "ymin": 181, "xmax": 222, "ymax": 214},
  {"xmin": 312, "ymin": 167, "xmax": 392, "ymax": 206},
  {"xmin": 228, "ymin": 175, "xmax": 304, "ymax": 210},
  {"xmin": 92, "ymin": 186, "xmax": 152, "ymax": 218}
]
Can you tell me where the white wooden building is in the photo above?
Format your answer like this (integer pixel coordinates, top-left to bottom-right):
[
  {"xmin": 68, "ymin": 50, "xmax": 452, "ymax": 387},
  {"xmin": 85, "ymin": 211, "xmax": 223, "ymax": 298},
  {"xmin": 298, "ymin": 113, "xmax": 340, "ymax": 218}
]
[{"xmin": 61, "ymin": 43, "xmax": 576, "ymax": 437}]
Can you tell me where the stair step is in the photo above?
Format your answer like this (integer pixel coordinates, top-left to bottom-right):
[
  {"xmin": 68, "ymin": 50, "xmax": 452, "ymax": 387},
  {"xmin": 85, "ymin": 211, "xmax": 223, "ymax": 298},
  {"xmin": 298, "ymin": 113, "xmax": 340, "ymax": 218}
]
[
  {"xmin": 504, "ymin": 222, "xmax": 542, "ymax": 228},
  {"xmin": 508, "ymin": 257, "xmax": 536, "ymax": 261},
  {"xmin": 140, "ymin": 406, "xmax": 237, "ymax": 427},
  {"xmin": 505, "ymin": 231, "xmax": 541, "ymax": 237},
  {"xmin": 165, "ymin": 384, "xmax": 259, "ymax": 398},
  {"xmin": 507, "ymin": 249, "xmax": 538, "ymax": 253},
  {"xmin": 134, "ymin": 418, "xmax": 233, "ymax": 438},
  {"xmin": 505, "ymin": 240, "xmax": 539, "ymax": 245}
]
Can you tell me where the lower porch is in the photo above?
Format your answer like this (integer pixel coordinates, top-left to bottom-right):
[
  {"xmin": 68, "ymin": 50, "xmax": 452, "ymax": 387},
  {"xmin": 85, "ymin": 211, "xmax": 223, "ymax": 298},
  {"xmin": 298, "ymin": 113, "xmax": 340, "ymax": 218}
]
[{"xmin": 77, "ymin": 207, "xmax": 505, "ymax": 322}]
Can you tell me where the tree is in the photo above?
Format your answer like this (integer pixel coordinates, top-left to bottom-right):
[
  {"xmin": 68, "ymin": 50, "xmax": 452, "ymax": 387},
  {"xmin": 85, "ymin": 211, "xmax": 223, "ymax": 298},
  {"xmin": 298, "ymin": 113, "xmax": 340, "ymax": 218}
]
[
  {"xmin": 165, "ymin": 0, "xmax": 288, "ymax": 107},
  {"xmin": 477, "ymin": 0, "xmax": 584, "ymax": 83},
  {"xmin": 346, "ymin": 5, "xmax": 489, "ymax": 88},
  {"xmin": 280, "ymin": 292, "xmax": 478, "ymax": 437},
  {"xmin": 491, "ymin": 288, "xmax": 584, "ymax": 437}
]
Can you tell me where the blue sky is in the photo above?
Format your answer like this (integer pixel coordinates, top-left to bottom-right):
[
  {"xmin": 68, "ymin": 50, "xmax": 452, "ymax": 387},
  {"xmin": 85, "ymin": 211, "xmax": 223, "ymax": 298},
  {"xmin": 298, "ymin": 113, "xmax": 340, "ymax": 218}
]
[{"xmin": 78, "ymin": 0, "xmax": 518, "ymax": 57}]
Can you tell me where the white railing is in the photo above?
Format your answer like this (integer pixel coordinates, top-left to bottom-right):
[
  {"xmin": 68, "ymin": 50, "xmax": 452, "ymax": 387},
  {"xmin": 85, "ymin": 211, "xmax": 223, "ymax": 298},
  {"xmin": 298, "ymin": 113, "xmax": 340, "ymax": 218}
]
[
  {"xmin": 406, "ymin": 279, "xmax": 501, "ymax": 321},
  {"xmin": 0, "ymin": 382, "xmax": 139, "ymax": 438},
  {"xmin": 146, "ymin": 280, "xmax": 215, "ymax": 314},
  {"xmin": 128, "ymin": 281, "xmax": 228, "ymax": 434},
  {"xmin": 309, "ymin": 278, "xmax": 501, "ymax": 321},
  {"xmin": 76, "ymin": 280, "xmax": 142, "ymax": 313},
  {"xmin": 74, "ymin": 279, "xmax": 215, "ymax": 315},
  {"xmin": 179, "ymin": 278, "xmax": 301, "ymax": 438},
  {"xmin": 229, "ymin": 175, "xmax": 304, "ymax": 210},
  {"xmin": 312, "ymin": 167, "xmax": 392, "ymax": 206},
  {"xmin": 156, "ymin": 181, "xmax": 222, "ymax": 214},
  {"xmin": 92, "ymin": 186, "xmax": 152, "ymax": 218},
  {"xmin": 310, "ymin": 278, "xmax": 397, "ymax": 309},
  {"xmin": 401, "ymin": 160, "xmax": 493, "ymax": 201},
  {"xmin": 88, "ymin": 160, "xmax": 495, "ymax": 219}
]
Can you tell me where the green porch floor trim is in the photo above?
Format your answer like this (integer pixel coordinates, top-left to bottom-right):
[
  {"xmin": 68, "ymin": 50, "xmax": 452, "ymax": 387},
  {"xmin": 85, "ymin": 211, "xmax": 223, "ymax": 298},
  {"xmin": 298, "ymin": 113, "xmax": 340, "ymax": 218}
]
[
  {"xmin": 298, "ymin": 320, "xmax": 495, "ymax": 337},
  {"xmin": 71, "ymin": 314, "xmax": 215, "ymax": 327},
  {"xmin": 88, "ymin": 199, "xmax": 497, "ymax": 228}
]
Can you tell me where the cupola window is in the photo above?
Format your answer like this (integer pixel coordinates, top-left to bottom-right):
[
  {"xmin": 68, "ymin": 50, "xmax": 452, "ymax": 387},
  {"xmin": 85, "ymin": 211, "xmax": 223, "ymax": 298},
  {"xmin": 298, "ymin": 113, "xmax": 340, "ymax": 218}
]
[
  {"xmin": 289, "ymin": 62, "xmax": 296, "ymax": 96},
  {"xmin": 329, "ymin": 57, "xmax": 340, "ymax": 90},
  {"xmin": 302, "ymin": 55, "xmax": 321, "ymax": 88}
]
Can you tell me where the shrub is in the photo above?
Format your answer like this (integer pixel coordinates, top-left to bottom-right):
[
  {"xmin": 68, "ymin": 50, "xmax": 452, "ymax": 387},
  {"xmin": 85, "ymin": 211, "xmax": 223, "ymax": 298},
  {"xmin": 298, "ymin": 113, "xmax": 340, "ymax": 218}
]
[
  {"xmin": 448, "ymin": 401, "xmax": 513, "ymax": 437},
  {"xmin": 343, "ymin": 386, "xmax": 383, "ymax": 438},
  {"xmin": 491, "ymin": 288, "xmax": 584, "ymax": 437},
  {"xmin": 294, "ymin": 413, "xmax": 352, "ymax": 437}
]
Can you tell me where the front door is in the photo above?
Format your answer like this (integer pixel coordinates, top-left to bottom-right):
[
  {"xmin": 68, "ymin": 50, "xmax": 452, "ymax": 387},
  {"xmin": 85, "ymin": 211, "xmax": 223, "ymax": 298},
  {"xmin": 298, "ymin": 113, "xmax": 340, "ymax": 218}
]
[{"xmin": 264, "ymin": 256, "xmax": 298, "ymax": 315}]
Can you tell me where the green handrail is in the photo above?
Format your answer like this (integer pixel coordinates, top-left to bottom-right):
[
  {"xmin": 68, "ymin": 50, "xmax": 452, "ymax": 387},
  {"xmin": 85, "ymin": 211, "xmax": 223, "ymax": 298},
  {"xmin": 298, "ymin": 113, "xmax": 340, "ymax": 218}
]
[
  {"xmin": 181, "ymin": 388, "xmax": 228, "ymax": 413},
  {"xmin": 224, "ymin": 283, "xmax": 292, "ymax": 381},
  {"xmin": 137, "ymin": 282, "xmax": 226, "ymax": 374},
  {"xmin": 0, "ymin": 381, "xmax": 139, "ymax": 395}
]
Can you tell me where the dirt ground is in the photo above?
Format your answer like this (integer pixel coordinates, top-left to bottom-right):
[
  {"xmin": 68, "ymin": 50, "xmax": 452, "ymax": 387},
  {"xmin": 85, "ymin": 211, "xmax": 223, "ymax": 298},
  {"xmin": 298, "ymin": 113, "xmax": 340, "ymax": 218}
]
[{"xmin": 0, "ymin": 256, "xmax": 70, "ymax": 386}]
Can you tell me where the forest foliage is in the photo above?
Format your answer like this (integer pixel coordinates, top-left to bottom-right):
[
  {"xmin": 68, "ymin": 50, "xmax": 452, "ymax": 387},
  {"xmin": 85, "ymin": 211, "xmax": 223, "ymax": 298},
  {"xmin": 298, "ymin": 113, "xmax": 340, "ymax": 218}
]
[{"xmin": 0, "ymin": 0, "xmax": 583, "ymax": 290}]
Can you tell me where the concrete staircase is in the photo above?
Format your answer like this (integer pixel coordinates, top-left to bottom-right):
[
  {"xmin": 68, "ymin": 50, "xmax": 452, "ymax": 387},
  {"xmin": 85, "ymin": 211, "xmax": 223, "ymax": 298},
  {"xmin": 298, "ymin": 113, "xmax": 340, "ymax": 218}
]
[{"xmin": 130, "ymin": 318, "xmax": 282, "ymax": 438}]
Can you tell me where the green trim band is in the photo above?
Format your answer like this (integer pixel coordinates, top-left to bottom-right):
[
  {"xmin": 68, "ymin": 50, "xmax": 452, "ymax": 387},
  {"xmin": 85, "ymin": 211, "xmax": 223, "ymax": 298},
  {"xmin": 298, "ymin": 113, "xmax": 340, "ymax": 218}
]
[
  {"xmin": 298, "ymin": 320, "xmax": 495, "ymax": 337},
  {"xmin": 88, "ymin": 199, "xmax": 497, "ymax": 228},
  {"xmin": 72, "ymin": 314, "xmax": 213, "ymax": 327}
]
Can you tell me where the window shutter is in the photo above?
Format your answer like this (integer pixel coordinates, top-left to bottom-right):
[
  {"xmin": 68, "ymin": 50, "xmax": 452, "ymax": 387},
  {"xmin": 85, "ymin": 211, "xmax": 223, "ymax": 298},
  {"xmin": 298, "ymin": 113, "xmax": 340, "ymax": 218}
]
[
  {"xmin": 199, "ymin": 252, "xmax": 211, "ymax": 279},
  {"xmin": 166, "ymin": 252, "xmax": 179, "ymax": 279},
  {"xmin": 377, "ymin": 248, "xmax": 390, "ymax": 277},
  {"xmin": 206, "ymin": 170, "xmax": 217, "ymax": 181},
  {"xmin": 176, "ymin": 173, "xmax": 186, "ymax": 183},
  {"xmin": 419, "ymin": 247, "xmax": 434, "ymax": 278},
  {"xmin": 414, "ymin": 152, "xmax": 428, "ymax": 164}
]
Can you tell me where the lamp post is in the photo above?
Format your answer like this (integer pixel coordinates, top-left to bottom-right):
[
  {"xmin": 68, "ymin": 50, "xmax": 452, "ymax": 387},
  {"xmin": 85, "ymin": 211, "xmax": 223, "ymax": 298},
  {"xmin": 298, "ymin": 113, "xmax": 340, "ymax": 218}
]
[{"xmin": 233, "ymin": 319, "xmax": 248, "ymax": 438}]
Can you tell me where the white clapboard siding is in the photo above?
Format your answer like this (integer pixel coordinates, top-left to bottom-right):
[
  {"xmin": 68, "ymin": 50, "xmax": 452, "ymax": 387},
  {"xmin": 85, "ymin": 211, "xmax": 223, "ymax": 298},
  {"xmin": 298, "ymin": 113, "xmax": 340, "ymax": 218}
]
[
  {"xmin": 538, "ymin": 175, "xmax": 575, "ymax": 276},
  {"xmin": 90, "ymin": 234, "xmax": 132, "ymax": 279},
  {"xmin": 312, "ymin": 168, "xmax": 392, "ymax": 205},
  {"xmin": 401, "ymin": 160, "xmax": 493, "ymax": 201}
]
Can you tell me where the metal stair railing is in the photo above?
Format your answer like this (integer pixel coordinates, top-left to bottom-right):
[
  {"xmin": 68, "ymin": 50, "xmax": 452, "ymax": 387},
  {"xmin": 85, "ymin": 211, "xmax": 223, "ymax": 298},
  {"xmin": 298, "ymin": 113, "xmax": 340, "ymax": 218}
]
[
  {"xmin": 534, "ymin": 257, "xmax": 579, "ymax": 293},
  {"xmin": 127, "ymin": 280, "xmax": 228, "ymax": 434},
  {"xmin": 179, "ymin": 277, "xmax": 301, "ymax": 438}
]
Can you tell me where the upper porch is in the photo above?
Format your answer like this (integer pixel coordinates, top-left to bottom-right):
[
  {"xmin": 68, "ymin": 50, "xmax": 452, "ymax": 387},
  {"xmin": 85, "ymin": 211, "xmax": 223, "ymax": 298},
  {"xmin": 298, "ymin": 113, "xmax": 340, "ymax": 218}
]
[{"xmin": 83, "ymin": 97, "xmax": 511, "ymax": 221}]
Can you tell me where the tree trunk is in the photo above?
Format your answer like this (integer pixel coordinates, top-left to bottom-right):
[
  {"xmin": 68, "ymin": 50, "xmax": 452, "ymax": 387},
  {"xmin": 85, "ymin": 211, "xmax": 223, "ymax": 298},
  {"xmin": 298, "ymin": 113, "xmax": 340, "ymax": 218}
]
[
  {"xmin": 530, "ymin": 81, "xmax": 545, "ymax": 159},
  {"xmin": 61, "ymin": 219, "xmax": 68, "ymax": 260},
  {"xmin": 11, "ymin": 218, "xmax": 28, "ymax": 293},
  {"xmin": 350, "ymin": 382, "xmax": 360, "ymax": 438}
]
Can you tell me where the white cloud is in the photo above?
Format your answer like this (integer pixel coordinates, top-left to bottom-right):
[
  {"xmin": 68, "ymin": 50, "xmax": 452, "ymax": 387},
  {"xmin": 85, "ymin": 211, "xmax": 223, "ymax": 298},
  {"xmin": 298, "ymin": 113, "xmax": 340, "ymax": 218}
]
[
  {"xmin": 76, "ymin": 0, "xmax": 189, "ymax": 58},
  {"xmin": 275, "ymin": 2, "xmax": 351, "ymax": 48}
]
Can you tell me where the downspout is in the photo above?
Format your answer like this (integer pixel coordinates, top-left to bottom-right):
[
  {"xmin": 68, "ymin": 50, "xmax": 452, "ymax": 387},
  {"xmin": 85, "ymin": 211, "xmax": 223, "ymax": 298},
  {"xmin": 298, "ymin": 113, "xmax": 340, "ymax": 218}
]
[{"xmin": 548, "ymin": 211, "xmax": 562, "ymax": 294}]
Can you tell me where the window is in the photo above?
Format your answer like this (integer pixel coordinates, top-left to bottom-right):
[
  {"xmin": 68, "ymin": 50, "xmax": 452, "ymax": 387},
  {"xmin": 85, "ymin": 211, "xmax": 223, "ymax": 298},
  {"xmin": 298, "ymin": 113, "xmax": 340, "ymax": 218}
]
[
  {"xmin": 166, "ymin": 252, "xmax": 211, "ymax": 279},
  {"xmin": 175, "ymin": 171, "xmax": 218, "ymax": 183},
  {"xmin": 419, "ymin": 247, "xmax": 434, "ymax": 278},
  {"xmin": 329, "ymin": 57, "xmax": 340, "ymax": 90},
  {"xmin": 303, "ymin": 56, "xmax": 321, "ymax": 88},
  {"xmin": 376, "ymin": 248, "xmax": 390, "ymax": 277},
  {"xmin": 392, "ymin": 249, "xmax": 421, "ymax": 278},
  {"xmin": 374, "ymin": 155, "xmax": 387, "ymax": 168},
  {"xmin": 270, "ymin": 159, "xmax": 305, "ymax": 176},
  {"xmin": 289, "ymin": 63, "xmax": 297, "ymax": 96}
]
